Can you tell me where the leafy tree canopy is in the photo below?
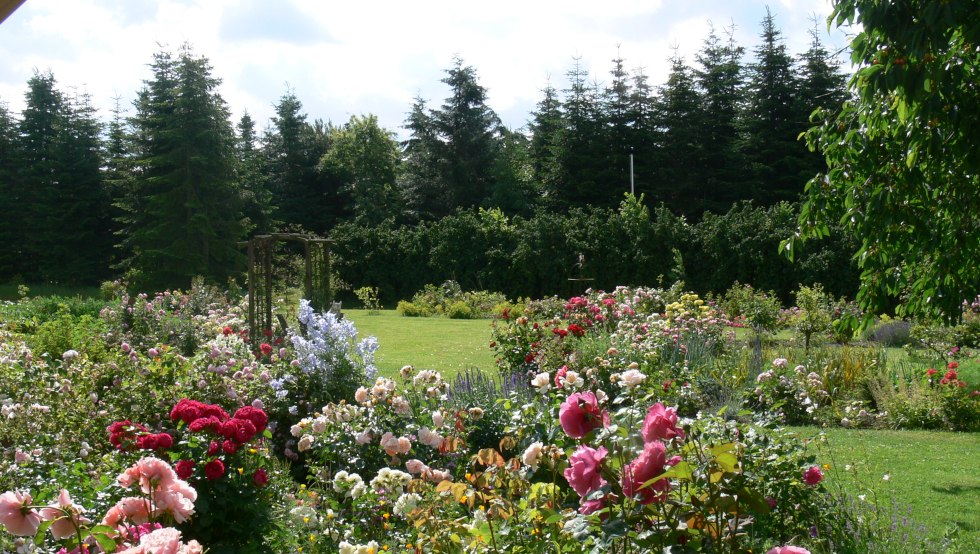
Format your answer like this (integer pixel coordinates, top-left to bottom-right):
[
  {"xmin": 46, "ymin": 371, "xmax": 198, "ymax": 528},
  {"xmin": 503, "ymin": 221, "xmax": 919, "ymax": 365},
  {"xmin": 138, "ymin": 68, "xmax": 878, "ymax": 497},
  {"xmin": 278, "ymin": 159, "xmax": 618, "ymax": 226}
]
[{"xmin": 787, "ymin": 0, "xmax": 980, "ymax": 322}]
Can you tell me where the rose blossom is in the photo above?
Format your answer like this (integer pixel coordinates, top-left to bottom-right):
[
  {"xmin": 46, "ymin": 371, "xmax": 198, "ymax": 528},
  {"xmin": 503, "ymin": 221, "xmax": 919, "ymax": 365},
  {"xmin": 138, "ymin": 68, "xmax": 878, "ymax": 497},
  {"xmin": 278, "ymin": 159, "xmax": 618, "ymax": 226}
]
[
  {"xmin": 641, "ymin": 403, "xmax": 685, "ymax": 442},
  {"xmin": 618, "ymin": 369, "xmax": 646, "ymax": 388},
  {"xmin": 531, "ymin": 372, "xmax": 550, "ymax": 393},
  {"xmin": 40, "ymin": 489, "xmax": 90, "ymax": 539},
  {"xmin": 622, "ymin": 440, "xmax": 669, "ymax": 504},
  {"xmin": 432, "ymin": 411, "xmax": 445, "ymax": 428},
  {"xmin": 203, "ymin": 459, "xmax": 225, "ymax": 481},
  {"xmin": 558, "ymin": 391, "xmax": 609, "ymax": 439},
  {"xmin": 564, "ymin": 445, "xmax": 607, "ymax": 498},
  {"xmin": 766, "ymin": 547, "xmax": 811, "ymax": 554},
  {"xmin": 0, "ymin": 491, "xmax": 42, "ymax": 536},
  {"xmin": 803, "ymin": 466, "xmax": 823, "ymax": 486},
  {"xmin": 522, "ymin": 441, "xmax": 544, "ymax": 469},
  {"xmin": 405, "ymin": 459, "xmax": 429, "ymax": 475},
  {"xmin": 354, "ymin": 387, "xmax": 368, "ymax": 404},
  {"xmin": 418, "ymin": 427, "xmax": 444, "ymax": 449}
]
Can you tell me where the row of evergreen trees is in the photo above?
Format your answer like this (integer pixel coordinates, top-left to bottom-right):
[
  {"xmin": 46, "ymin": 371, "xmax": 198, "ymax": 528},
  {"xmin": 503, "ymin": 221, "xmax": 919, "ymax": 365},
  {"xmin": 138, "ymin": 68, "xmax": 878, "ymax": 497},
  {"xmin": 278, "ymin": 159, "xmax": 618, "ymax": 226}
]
[{"xmin": 0, "ymin": 10, "xmax": 850, "ymax": 291}]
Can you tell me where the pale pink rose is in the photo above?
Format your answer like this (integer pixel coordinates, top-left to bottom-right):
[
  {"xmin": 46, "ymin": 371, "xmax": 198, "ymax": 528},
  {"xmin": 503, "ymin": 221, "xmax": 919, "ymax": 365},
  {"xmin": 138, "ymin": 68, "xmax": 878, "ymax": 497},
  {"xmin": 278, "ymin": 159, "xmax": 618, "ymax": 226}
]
[
  {"xmin": 432, "ymin": 411, "xmax": 445, "ymax": 428},
  {"xmin": 405, "ymin": 459, "xmax": 429, "ymax": 475},
  {"xmin": 522, "ymin": 441, "xmax": 544, "ymax": 469},
  {"xmin": 354, "ymin": 387, "xmax": 369, "ymax": 404},
  {"xmin": 0, "ymin": 490, "xmax": 42, "ymax": 536},
  {"xmin": 766, "ymin": 547, "xmax": 811, "ymax": 554},
  {"xmin": 355, "ymin": 430, "xmax": 372, "ymax": 445},
  {"xmin": 138, "ymin": 527, "xmax": 183, "ymax": 554},
  {"xmin": 531, "ymin": 372, "xmax": 550, "ymax": 393},
  {"xmin": 119, "ymin": 457, "xmax": 178, "ymax": 495},
  {"xmin": 418, "ymin": 427, "xmax": 444, "ymax": 449},
  {"xmin": 622, "ymin": 440, "xmax": 669, "ymax": 504},
  {"xmin": 396, "ymin": 437, "xmax": 412, "ymax": 454},
  {"xmin": 641, "ymin": 403, "xmax": 685, "ymax": 442},
  {"xmin": 392, "ymin": 397, "xmax": 411, "ymax": 416},
  {"xmin": 558, "ymin": 391, "xmax": 609, "ymax": 439},
  {"xmin": 380, "ymin": 432, "xmax": 399, "ymax": 455},
  {"xmin": 427, "ymin": 469, "xmax": 452, "ymax": 483},
  {"xmin": 182, "ymin": 540, "xmax": 204, "ymax": 554},
  {"xmin": 102, "ymin": 497, "xmax": 152, "ymax": 527},
  {"xmin": 563, "ymin": 445, "xmax": 607, "ymax": 498},
  {"xmin": 14, "ymin": 449, "xmax": 31, "ymax": 464},
  {"xmin": 155, "ymin": 481, "xmax": 197, "ymax": 523},
  {"xmin": 39, "ymin": 489, "xmax": 90, "ymax": 539}
]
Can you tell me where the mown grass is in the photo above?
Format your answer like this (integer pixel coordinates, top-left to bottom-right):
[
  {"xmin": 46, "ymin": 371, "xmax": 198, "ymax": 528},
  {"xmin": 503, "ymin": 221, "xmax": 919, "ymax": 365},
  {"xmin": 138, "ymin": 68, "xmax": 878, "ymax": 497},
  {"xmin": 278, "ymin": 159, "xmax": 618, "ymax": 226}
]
[
  {"xmin": 344, "ymin": 309, "xmax": 496, "ymax": 380},
  {"xmin": 789, "ymin": 426, "xmax": 980, "ymax": 549},
  {"xmin": 0, "ymin": 282, "xmax": 102, "ymax": 301}
]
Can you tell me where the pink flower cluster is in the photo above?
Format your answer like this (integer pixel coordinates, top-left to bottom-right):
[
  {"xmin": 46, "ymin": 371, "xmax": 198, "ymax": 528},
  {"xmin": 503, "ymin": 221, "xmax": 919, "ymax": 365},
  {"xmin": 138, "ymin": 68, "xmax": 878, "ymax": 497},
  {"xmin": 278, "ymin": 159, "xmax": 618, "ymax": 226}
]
[
  {"xmin": 116, "ymin": 527, "xmax": 203, "ymax": 554},
  {"xmin": 558, "ymin": 392, "xmax": 609, "ymax": 439},
  {"xmin": 110, "ymin": 457, "xmax": 198, "ymax": 525}
]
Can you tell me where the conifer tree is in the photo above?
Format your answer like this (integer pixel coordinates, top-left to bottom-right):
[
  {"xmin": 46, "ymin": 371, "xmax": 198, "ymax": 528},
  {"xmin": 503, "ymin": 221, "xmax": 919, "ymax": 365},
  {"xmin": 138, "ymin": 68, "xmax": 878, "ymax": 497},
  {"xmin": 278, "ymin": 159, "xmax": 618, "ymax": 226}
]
[
  {"xmin": 0, "ymin": 102, "xmax": 21, "ymax": 279},
  {"xmin": 117, "ymin": 46, "xmax": 244, "ymax": 290},
  {"xmin": 653, "ymin": 52, "xmax": 704, "ymax": 215},
  {"xmin": 236, "ymin": 111, "xmax": 274, "ymax": 235},
  {"xmin": 742, "ymin": 8, "xmax": 805, "ymax": 204},
  {"xmin": 527, "ymin": 81, "xmax": 565, "ymax": 203}
]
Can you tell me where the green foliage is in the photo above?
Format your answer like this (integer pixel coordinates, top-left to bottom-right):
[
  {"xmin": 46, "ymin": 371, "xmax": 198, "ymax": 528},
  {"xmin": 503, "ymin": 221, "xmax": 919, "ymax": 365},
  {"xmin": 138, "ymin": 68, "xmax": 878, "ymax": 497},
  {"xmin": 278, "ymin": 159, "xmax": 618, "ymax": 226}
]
[
  {"xmin": 793, "ymin": 284, "xmax": 832, "ymax": 351},
  {"xmin": 27, "ymin": 313, "xmax": 109, "ymax": 362},
  {"xmin": 396, "ymin": 300, "xmax": 431, "ymax": 317},
  {"xmin": 789, "ymin": 0, "xmax": 980, "ymax": 322},
  {"xmin": 723, "ymin": 282, "xmax": 783, "ymax": 337},
  {"xmin": 353, "ymin": 286, "xmax": 382, "ymax": 314}
]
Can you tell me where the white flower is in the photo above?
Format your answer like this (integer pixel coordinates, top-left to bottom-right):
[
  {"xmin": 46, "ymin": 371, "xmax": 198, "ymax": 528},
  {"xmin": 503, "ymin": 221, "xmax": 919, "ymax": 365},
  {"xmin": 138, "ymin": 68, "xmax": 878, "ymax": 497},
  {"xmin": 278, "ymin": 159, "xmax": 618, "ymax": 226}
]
[
  {"xmin": 62, "ymin": 350, "xmax": 79, "ymax": 361},
  {"xmin": 618, "ymin": 369, "xmax": 646, "ymax": 388},
  {"xmin": 522, "ymin": 441, "xmax": 544, "ymax": 469},
  {"xmin": 531, "ymin": 372, "xmax": 550, "ymax": 393},
  {"xmin": 394, "ymin": 492, "xmax": 421, "ymax": 517},
  {"xmin": 432, "ymin": 410, "xmax": 445, "ymax": 428},
  {"xmin": 882, "ymin": 474, "xmax": 890, "ymax": 481},
  {"xmin": 563, "ymin": 371, "xmax": 584, "ymax": 389},
  {"xmin": 297, "ymin": 434, "xmax": 314, "ymax": 452}
]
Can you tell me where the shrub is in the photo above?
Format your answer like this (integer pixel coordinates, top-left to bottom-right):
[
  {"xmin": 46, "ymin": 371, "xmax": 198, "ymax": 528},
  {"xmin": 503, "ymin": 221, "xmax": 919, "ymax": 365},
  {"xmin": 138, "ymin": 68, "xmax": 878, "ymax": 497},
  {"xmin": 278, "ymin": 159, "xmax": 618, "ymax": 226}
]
[
  {"xmin": 354, "ymin": 286, "xmax": 382, "ymax": 314},
  {"xmin": 444, "ymin": 300, "xmax": 474, "ymax": 319},
  {"xmin": 864, "ymin": 317, "xmax": 912, "ymax": 346},
  {"xmin": 396, "ymin": 300, "xmax": 431, "ymax": 317}
]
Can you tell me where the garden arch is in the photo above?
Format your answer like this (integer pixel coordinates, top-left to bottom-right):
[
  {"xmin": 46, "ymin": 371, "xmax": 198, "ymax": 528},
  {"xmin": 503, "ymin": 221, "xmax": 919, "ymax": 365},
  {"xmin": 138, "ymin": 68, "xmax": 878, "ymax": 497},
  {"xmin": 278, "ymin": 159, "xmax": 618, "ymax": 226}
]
[{"xmin": 246, "ymin": 233, "xmax": 332, "ymax": 345}]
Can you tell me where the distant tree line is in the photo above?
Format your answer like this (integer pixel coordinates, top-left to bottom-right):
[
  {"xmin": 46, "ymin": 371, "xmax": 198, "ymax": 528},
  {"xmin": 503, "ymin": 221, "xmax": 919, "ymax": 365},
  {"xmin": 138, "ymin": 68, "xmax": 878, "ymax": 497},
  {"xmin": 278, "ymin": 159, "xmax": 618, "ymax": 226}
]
[{"xmin": 0, "ymin": 10, "xmax": 855, "ymax": 298}]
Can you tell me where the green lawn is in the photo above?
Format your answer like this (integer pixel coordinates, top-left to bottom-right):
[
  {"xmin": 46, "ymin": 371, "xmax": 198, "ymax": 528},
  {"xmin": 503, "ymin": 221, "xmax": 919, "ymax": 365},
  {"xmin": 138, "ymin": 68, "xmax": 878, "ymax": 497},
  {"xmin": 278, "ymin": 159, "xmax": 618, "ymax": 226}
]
[
  {"xmin": 345, "ymin": 309, "xmax": 496, "ymax": 380},
  {"xmin": 790, "ymin": 426, "xmax": 980, "ymax": 549}
]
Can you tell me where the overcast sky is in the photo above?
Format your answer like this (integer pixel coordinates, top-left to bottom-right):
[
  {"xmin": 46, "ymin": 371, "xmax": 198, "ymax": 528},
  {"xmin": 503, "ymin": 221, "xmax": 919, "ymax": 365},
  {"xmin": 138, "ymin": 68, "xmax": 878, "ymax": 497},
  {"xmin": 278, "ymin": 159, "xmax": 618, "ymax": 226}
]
[{"xmin": 0, "ymin": 0, "xmax": 849, "ymax": 138}]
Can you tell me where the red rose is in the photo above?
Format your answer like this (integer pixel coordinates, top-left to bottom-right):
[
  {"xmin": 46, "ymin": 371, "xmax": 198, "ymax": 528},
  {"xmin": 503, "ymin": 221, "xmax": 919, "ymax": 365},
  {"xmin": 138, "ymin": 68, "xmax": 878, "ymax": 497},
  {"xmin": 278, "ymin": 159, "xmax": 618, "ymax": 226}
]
[
  {"xmin": 252, "ymin": 468, "xmax": 269, "ymax": 487},
  {"xmin": 222, "ymin": 440, "xmax": 238, "ymax": 455},
  {"xmin": 926, "ymin": 368, "xmax": 938, "ymax": 377},
  {"xmin": 175, "ymin": 460, "xmax": 195, "ymax": 479},
  {"xmin": 207, "ymin": 441, "xmax": 220, "ymax": 456},
  {"xmin": 155, "ymin": 433, "xmax": 173, "ymax": 450},
  {"xmin": 222, "ymin": 326, "xmax": 233, "ymax": 336},
  {"xmin": 947, "ymin": 361, "xmax": 959, "ymax": 370},
  {"xmin": 204, "ymin": 459, "xmax": 225, "ymax": 481},
  {"xmin": 803, "ymin": 465, "xmax": 824, "ymax": 486},
  {"xmin": 234, "ymin": 419, "xmax": 257, "ymax": 443},
  {"xmin": 233, "ymin": 406, "xmax": 268, "ymax": 433},
  {"xmin": 259, "ymin": 343, "xmax": 273, "ymax": 356},
  {"xmin": 568, "ymin": 324, "xmax": 586, "ymax": 338},
  {"xmin": 945, "ymin": 370, "xmax": 958, "ymax": 381}
]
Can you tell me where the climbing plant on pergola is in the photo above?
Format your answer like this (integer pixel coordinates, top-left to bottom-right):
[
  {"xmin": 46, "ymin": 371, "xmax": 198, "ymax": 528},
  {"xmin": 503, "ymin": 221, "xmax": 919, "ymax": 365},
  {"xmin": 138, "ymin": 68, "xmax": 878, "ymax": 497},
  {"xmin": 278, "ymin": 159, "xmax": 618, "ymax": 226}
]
[{"xmin": 246, "ymin": 233, "xmax": 332, "ymax": 345}]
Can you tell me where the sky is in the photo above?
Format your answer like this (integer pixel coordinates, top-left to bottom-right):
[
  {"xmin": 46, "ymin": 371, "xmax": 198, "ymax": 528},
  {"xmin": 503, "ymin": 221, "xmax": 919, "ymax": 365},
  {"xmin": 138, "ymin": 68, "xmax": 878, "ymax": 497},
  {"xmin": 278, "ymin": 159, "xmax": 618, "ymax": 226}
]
[{"xmin": 0, "ymin": 0, "xmax": 850, "ymax": 138}]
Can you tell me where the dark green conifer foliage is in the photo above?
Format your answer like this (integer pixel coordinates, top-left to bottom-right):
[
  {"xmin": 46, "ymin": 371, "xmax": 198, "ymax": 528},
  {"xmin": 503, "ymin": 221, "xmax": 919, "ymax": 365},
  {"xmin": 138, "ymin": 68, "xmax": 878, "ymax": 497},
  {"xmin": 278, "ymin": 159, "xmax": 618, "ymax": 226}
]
[
  {"xmin": 555, "ymin": 58, "xmax": 606, "ymax": 208},
  {"xmin": 653, "ymin": 52, "xmax": 704, "ymax": 215},
  {"xmin": 398, "ymin": 96, "xmax": 446, "ymax": 220},
  {"xmin": 527, "ymin": 81, "xmax": 564, "ymax": 204},
  {"xmin": 695, "ymin": 23, "xmax": 747, "ymax": 212},
  {"xmin": 0, "ymin": 102, "xmax": 21, "ymax": 279},
  {"xmin": 118, "ymin": 46, "xmax": 244, "ymax": 290},
  {"xmin": 796, "ymin": 21, "xmax": 849, "ymax": 183},
  {"xmin": 236, "ymin": 111, "xmax": 275, "ymax": 236},
  {"xmin": 742, "ymin": 8, "xmax": 806, "ymax": 204}
]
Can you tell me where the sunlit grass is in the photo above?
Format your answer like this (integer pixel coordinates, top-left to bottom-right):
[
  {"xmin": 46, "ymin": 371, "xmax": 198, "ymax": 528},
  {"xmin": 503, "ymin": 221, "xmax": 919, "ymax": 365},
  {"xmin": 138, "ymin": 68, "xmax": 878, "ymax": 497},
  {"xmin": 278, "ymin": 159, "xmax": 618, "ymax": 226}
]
[
  {"xmin": 790, "ymin": 426, "xmax": 980, "ymax": 549},
  {"xmin": 344, "ymin": 309, "xmax": 496, "ymax": 381}
]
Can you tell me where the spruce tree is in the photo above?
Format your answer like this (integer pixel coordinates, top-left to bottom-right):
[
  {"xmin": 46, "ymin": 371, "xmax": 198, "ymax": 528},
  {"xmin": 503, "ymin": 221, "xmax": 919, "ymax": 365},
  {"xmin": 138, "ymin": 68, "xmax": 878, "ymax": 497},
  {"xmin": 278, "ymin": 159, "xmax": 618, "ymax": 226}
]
[
  {"xmin": 556, "ymin": 58, "xmax": 606, "ymax": 207},
  {"xmin": 742, "ymin": 8, "xmax": 805, "ymax": 204},
  {"xmin": 796, "ymin": 21, "xmax": 849, "ymax": 183},
  {"xmin": 118, "ymin": 46, "xmax": 244, "ymax": 290},
  {"xmin": 236, "ymin": 111, "xmax": 274, "ymax": 235},
  {"xmin": 0, "ymin": 102, "xmax": 21, "ymax": 280},
  {"xmin": 653, "ymin": 52, "xmax": 704, "ymax": 215},
  {"xmin": 695, "ymin": 23, "xmax": 747, "ymax": 212},
  {"xmin": 527, "ymin": 81, "xmax": 565, "ymax": 203},
  {"xmin": 398, "ymin": 96, "xmax": 447, "ymax": 220}
]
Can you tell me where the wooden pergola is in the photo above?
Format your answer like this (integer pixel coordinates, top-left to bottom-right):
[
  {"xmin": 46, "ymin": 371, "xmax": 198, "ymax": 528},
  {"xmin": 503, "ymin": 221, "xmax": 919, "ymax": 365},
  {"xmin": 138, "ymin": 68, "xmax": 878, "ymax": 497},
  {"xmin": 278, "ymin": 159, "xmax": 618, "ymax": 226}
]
[{"xmin": 246, "ymin": 233, "xmax": 332, "ymax": 345}]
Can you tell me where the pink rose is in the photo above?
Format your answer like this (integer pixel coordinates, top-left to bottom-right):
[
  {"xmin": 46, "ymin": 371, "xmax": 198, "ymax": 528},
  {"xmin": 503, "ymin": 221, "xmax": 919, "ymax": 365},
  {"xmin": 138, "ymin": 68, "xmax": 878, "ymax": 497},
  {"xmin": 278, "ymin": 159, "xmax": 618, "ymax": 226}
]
[
  {"xmin": 558, "ymin": 391, "xmax": 609, "ymax": 439},
  {"xmin": 766, "ymin": 547, "xmax": 811, "ymax": 554},
  {"xmin": 39, "ymin": 489, "xmax": 90, "ymax": 539},
  {"xmin": 622, "ymin": 440, "xmax": 670, "ymax": 504},
  {"xmin": 0, "ymin": 490, "xmax": 42, "ymax": 536},
  {"xmin": 563, "ymin": 445, "xmax": 607, "ymax": 498},
  {"xmin": 405, "ymin": 459, "xmax": 429, "ymax": 475},
  {"xmin": 102, "ymin": 496, "xmax": 152, "ymax": 528},
  {"xmin": 803, "ymin": 466, "xmax": 823, "ymax": 486},
  {"xmin": 554, "ymin": 365, "xmax": 568, "ymax": 388},
  {"xmin": 641, "ymin": 403, "xmax": 685, "ymax": 442}
]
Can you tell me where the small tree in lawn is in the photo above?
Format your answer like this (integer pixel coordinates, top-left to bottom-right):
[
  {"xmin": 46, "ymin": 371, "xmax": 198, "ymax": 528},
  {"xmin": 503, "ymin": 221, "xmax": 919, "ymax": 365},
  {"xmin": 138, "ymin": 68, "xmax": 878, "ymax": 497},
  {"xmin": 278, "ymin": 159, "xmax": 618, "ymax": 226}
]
[
  {"xmin": 723, "ymin": 282, "xmax": 782, "ymax": 369},
  {"xmin": 794, "ymin": 284, "xmax": 831, "ymax": 352}
]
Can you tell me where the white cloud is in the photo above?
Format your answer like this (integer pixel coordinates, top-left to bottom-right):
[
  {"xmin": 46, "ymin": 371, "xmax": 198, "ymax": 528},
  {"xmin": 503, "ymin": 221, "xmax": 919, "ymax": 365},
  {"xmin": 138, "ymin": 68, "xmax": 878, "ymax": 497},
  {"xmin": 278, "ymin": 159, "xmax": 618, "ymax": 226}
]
[{"xmin": 0, "ymin": 0, "xmax": 849, "ymax": 137}]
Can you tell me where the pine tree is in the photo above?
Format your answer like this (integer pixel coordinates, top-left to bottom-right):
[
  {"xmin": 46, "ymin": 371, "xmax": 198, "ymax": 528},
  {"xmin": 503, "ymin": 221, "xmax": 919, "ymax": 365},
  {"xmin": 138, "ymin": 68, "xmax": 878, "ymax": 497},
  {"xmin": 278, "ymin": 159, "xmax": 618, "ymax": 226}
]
[
  {"xmin": 398, "ymin": 96, "xmax": 447, "ymax": 220},
  {"xmin": 625, "ymin": 68, "xmax": 658, "ymax": 202},
  {"xmin": 527, "ymin": 81, "xmax": 565, "ymax": 202},
  {"xmin": 118, "ymin": 46, "xmax": 244, "ymax": 290},
  {"xmin": 796, "ymin": 20, "xmax": 849, "ymax": 184},
  {"xmin": 18, "ymin": 71, "xmax": 65, "ymax": 281},
  {"xmin": 556, "ymin": 58, "xmax": 606, "ymax": 207},
  {"xmin": 695, "ymin": 23, "xmax": 747, "ymax": 212},
  {"xmin": 431, "ymin": 57, "xmax": 502, "ymax": 210},
  {"xmin": 236, "ymin": 111, "xmax": 274, "ymax": 235},
  {"xmin": 742, "ymin": 8, "xmax": 805, "ymax": 204},
  {"xmin": 653, "ymin": 52, "xmax": 704, "ymax": 215},
  {"xmin": 0, "ymin": 101, "xmax": 21, "ymax": 279},
  {"xmin": 265, "ymin": 91, "xmax": 334, "ymax": 233}
]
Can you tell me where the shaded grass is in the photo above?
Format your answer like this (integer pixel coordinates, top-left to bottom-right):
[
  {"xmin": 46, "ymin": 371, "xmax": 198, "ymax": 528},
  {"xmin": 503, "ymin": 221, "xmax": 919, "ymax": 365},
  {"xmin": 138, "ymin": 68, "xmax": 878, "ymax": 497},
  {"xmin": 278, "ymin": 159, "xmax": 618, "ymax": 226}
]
[
  {"xmin": 344, "ymin": 309, "xmax": 496, "ymax": 381},
  {"xmin": 789, "ymin": 426, "xmax": 980, "ymax": 549},
  {"xmin": 0, "ymin": 282, "xmax": 102, "ymax": 301}
]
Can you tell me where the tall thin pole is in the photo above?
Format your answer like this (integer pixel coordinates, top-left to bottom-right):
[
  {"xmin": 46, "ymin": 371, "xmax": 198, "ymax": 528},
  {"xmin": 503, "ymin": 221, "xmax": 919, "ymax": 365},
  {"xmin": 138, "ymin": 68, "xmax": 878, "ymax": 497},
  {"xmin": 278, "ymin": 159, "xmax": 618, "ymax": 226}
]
[{"xmin": 629, "ymin": 154, "xmax": 635, "ymax": 195}]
